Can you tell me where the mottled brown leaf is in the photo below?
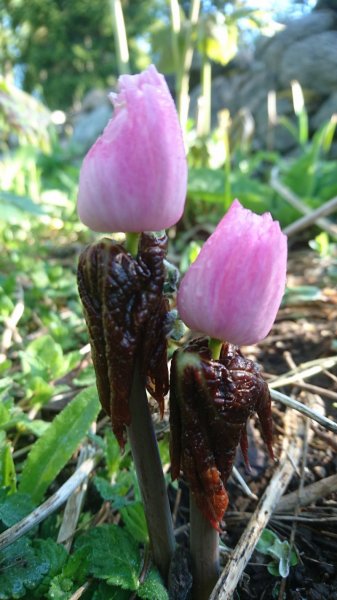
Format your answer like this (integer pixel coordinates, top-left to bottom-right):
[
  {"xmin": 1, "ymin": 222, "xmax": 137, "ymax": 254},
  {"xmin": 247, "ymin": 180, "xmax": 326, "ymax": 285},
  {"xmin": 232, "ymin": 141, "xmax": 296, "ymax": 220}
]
[
  {"xmin": 170, "ymin": 339, "xmax": 273, "ymax": 530},
  {"xmin": 77, "ymin": 233, "xmax": 169, "ymax": 449}
]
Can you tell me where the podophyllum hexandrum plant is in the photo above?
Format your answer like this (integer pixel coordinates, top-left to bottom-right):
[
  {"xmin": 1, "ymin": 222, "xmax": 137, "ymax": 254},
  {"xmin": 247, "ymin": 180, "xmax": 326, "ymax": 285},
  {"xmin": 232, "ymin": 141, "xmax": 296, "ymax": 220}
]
[{"xmin": 76, "ymin": 65, "xmax": 288, "ymax": 600}]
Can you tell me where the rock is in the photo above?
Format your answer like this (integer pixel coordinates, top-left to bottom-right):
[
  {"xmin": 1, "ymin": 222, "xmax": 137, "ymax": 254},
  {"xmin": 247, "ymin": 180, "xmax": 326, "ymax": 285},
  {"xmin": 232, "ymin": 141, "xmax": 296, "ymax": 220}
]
[
  {"xmin": 280, "ymin": 31, "xmax": 337, "ymax": 94},
  {"xmin": 72, "ymin": 102, "xmax": 112, "ymax": 151},
  {"xmin": 188, "ymin": 7, "xmax": 337, "ymax": 153},
  {"xmin": 256, "ymin": 10, "xmax": 337, "ymax": 75},
  {"xmin": 311, "ymin": 91, "xmax": 337, "ymax": 129}
]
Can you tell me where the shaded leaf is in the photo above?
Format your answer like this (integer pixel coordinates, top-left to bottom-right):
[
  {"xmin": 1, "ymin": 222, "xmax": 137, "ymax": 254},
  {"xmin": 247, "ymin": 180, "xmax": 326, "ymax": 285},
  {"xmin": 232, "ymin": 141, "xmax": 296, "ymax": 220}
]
[
  {"xmin": 91, "ymin": 582, "xmax": 130, "ymax": 600},
  {"xmin": 0, "ymin": 537, "xmax": 65, "ymax": 599},
  {"xmin": 0, "ymin": 491, "xmax": 35, "ymax": 529},
  {"xmin": 120, "ymin": 502, "xmax": 148, "ymax": 544},
  {"xmin": 138, "ymin": 568, "xmax": 168, "ymax": 600},
  {"xmin": 75, "ymin": 524, "xmax": 141, "ymax": 591}
]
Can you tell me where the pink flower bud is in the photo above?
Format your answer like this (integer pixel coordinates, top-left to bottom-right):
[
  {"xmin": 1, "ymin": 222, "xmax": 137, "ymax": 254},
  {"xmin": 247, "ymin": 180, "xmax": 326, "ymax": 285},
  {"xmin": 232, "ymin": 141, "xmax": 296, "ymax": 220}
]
[
  {"xmin": 177, "ymin": 200, "xmax": 287, "ymax": 346},
  {"xmin": 77, "ymin": 65, "xmax": 187, "ymax": 233}
]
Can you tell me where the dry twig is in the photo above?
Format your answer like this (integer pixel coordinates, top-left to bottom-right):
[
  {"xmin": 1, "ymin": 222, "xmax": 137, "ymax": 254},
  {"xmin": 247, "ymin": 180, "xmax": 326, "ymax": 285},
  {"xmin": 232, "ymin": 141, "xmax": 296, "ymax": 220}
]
[
  {"xmin": 209, "ymin": 407, "xmax": 306, "ymax": 599},
  {"xmin": 0, "ymin": 453, "xmax": 101, "ymax": 551},
  {"xmin": 270, "ymin": 389, "xmax": 337, "ymax": 434}
]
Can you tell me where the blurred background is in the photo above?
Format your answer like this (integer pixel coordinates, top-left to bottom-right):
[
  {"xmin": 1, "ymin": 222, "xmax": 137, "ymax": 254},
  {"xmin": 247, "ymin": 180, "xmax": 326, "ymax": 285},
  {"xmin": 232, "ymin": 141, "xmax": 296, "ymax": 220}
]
[{"xmin": 1, "ymin": 0, "xmax": 337, "ymax": 246}]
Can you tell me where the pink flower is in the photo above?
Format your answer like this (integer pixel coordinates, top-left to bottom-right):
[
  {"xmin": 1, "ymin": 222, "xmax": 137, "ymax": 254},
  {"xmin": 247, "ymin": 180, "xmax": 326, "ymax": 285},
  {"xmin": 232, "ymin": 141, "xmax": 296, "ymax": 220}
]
[
  {"xmin": 77, "ymin": 65, "xmax": 187, "ymax": 233},
  {"xmin": 177, "ymin": 200, "xmax": 287, "ymax": 346}
]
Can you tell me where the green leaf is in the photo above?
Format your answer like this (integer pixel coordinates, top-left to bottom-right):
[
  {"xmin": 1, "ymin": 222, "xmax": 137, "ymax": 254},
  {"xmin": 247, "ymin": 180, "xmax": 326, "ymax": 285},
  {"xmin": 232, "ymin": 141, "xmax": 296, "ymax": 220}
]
[
  {"xmin": 75, "ymin": 524, "xmax": 141, "ymax": 591},
  {"xmin": 0, "ymin": 538, "xmax": 49, "ymax": 599},
  {"xmin": 0, "ymin": 541, "xmax": 44, "ymax": 599},
  {"xmin": 268, "ymin": 539, "xmax": 296, "ymax": 578},
  {"xmin": 20, "ymin": 335, "xmax": 77, "ymax": 382},
  {"xmin": 120, "ymin": 502, "xmax": 148, "ymax": 544},
  {"xmin": 28, "ymin": 376, "xmax": 55, "ymax": 406},
  {"xmin": 47, "ymin": 577, "xmax": 73, "ymax": 600},
  {"xmin": 47, "ymin": 547, "xmax": 89, "ymax": 599},
  {"xmin": 256, "ymin": 529, "xmax": 279, "ymax": 555},
  {"xmin": 19, "ymin": 386, "xmax": 100, "ymax": 502},
  {"xmin": 137, "ymin": 568, "xmax": 168, "ymax": 600},
  {"xmin": 91, "ymin": 582, "xmax": 130, "ymax": 600},
  {"xmin": 0, "ymin": 191, "xmax": 47, "ymax": 217},
  {"xmin": 188, "ymin": 168, "xmax": 225, "ymax": 203},
  {"xmin": 105, "ymin": 428, "xmax": 123, "ymax": 477},
  {"xmin": 33, "ymin": 539, "xmax": 68, "ymax": 595},
  {"xmin": 0, "ymin": 442, "xmax": 16, "ymax": 493},
  {"xmin": 0, "ymin": 491, "xmax": 35, "ymax": 529},
  {"xmin": 93, "ymin": 471, "xmax": 133, "ymax": 509}
]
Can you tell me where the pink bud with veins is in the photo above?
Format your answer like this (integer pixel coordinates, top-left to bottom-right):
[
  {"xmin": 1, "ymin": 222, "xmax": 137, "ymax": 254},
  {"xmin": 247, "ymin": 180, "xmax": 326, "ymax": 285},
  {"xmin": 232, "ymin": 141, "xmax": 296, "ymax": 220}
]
[
  {"xmin": 177, "ymin": 200, "xmax": 287, "ymax": 346},
  {"xmin": 77, "ymin": 65, "xmax": 187, "ymax": 233}
]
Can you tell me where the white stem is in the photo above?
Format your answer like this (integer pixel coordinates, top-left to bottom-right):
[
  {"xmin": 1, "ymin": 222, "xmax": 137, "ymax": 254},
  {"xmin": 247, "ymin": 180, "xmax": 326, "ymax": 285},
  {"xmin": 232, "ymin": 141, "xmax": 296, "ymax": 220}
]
[
  {"xmin": 271, "ymin": 389, "xmax": 337, "ymax": 434},
  {"xmin": 0, "ymin": 454, "xmax": 101, "ymax": 551}
]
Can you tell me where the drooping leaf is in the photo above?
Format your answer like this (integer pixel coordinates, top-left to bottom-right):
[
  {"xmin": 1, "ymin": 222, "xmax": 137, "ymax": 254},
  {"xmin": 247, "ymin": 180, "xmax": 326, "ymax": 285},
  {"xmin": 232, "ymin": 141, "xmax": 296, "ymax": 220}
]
[{"xmin": 19, "ymin": 386, "xmax": 100, "ymax": 502}]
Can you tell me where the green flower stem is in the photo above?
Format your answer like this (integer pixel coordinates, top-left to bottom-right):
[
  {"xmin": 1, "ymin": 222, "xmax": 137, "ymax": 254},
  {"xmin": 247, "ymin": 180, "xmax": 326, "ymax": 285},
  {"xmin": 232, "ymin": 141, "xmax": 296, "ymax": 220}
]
[
  {"xmin": 190, "ymin": 497, "xmax": 220, "ymax": 600},
  {"xmin": 125, "ymin": 232, "xmax": 140, "ymax": 257},
  {"xmin": 127, "ymin": 362, "xmax": 175, "ymax": 580},
  {"xmin": 209, "ymin": 338, "xmax": 223, "ymax": 360},
  {"xmin": 190, "ymin": 337, "xmax": 223, "ymax": 598},
  {"xmin": 110, "ymin": 0, "xmax": 130, "ymax": 75}
]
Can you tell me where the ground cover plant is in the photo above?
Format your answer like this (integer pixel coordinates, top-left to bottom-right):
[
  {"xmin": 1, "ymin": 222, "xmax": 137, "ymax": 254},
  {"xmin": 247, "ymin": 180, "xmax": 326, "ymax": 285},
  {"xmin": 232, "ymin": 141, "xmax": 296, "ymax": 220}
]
[{"xmin": 1, "ymin": 1, "xmax": 337, "ymax": 599}]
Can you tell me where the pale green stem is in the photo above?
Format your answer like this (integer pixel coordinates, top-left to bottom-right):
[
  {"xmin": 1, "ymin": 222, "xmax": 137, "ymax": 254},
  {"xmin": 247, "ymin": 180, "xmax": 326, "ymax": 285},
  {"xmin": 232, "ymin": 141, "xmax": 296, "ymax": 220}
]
[
  {"xmin": 127, "ymin": 362, "xmax": 175, "ymax": 580},
  {"xmin": 190, "ymin": 337, "xmax": 222, "ymax": 598},
  {"xmin": 209, "ymin": 337, "xmax": 223, "ymax": 360},
  {"xmin": 110, "ymin": 0, "xmax": 130, "ymax": 75},
  {"xmin": 169, "ymin": 0, "xmax": 181, "ymax": 73},
  {"xmin": 198, "ymin": 55, "xmax": 211, "ymax": 137},
  {"xmin": 125, "ymin": 232, "xmax": 140, "ymax": 257},
  {"xmin": 223, "ymin": 111, "xmax": 232, "ymax": 211},
  {"xmin": 176, "ymin": 0, "xmax": 201, "ymax": 133}
]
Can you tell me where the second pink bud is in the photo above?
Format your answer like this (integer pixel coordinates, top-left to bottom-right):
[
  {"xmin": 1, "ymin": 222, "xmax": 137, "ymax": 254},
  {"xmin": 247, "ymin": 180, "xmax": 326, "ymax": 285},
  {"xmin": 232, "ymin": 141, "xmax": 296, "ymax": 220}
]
[{"xmin": 177, "ymin": 200, "xmax": 288, "ymax": 347}]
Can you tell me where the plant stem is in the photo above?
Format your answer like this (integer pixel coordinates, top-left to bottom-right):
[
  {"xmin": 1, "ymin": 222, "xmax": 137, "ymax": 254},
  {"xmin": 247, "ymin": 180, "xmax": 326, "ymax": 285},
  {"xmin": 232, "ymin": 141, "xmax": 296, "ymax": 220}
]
[
  {"xmin": 169, "ymin": 0, "xmax": 181, "ymax": 74},
  {"xmin": 209, "ymin": 337, "xmax": 223, "ymax": 360},
  {"xmin": 176, "ymin": 0, "xmax": 201, "ymax": 133},
  {"xmin": 198, "ymin": 55, "xmax": 211, "ymax": 137},
  {"xmin": 222, "ymin": 110, "xmax": 232, "ymax": 211},
  {"xmin": 127, "ymin": 362, "xmax": 175, "ymax": 580},
  {"xmin": 125, "ymin": 232, "xmax": 140, "ymax": 256},
  {"xmin": 189, "ymin": 337, "xmax": 222, "ymax": 598},
  {"xmin": 190, "ymin": 497, "xmax": 220, "ymax": 600},
  {"xmin": 110, "ymin": 0, "xmax": 130, "ymax": 75}
]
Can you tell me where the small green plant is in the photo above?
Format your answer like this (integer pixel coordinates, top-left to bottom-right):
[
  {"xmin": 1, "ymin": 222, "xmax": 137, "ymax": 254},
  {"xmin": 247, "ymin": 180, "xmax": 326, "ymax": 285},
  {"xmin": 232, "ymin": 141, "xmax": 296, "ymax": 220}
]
[{"xmin": 256, "ymin": 529, "xmax": 299, "ymax": 578}]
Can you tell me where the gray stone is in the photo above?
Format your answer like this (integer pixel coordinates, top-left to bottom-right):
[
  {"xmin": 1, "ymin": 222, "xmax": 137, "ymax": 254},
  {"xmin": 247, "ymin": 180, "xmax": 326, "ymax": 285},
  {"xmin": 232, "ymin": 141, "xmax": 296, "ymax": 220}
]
[
  {"xmin": 254, "ymin": 96, "xmax": 297, "ymax": 152},
  {"xmin": 256, "ymin": 10, "xmax": 337, "ymax": 75},
  {"xmin": 187, "ymin": 7, "xmax": 337, "ymax": 153},
  {"xmin": 72, "ymin": 103, "xmax": 112, "ymax": 151},
  {"xmin": 311, "ymin": 91, "xmax": 337, "ymax": 131},
  {"xmin": 280, "ymin": 31, "xmax": 337, "ymax": 94}
]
